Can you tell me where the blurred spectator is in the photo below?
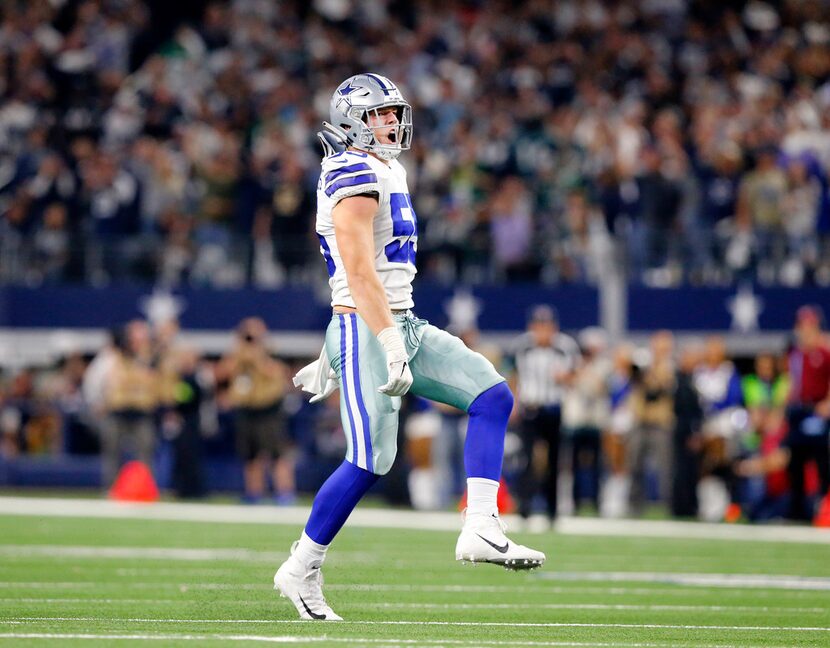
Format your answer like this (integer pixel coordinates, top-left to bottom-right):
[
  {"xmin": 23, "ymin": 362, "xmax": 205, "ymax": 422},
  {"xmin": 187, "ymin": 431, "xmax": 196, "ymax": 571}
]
[
  {"xmin": 488, "ymin": 176, "xmax": 538, "ymax": 282},
  {"xmin": 743, "ymin": 352, "xmax": 790, "ymax": 413},
  {"xmin": 0, "ymin": 1, "xmax": 827, "ymax": 288},
  {"xmin": 0, "ymin": 370, "xmax": 34, "ymax": 457},
  {"xmin": 47, "ymin": 351, "xmax": 97, "ymax": 455},
  {"xmin": 735, "ymin": 406, "xmax": 791, "ymax": 522},
  {"xmin": 562, "ymin": 327, "xmax": 610, "ymax": 511},
  {"xmin": 167, "ymin": 347, "xmax": 211, "ymax": 499},
  {"xmin": 553, "ymin": 189, "xmax": 614, "ymax": 284},
  {"xmin": 82, "ymin": 327, "xmax": 121, "ymax": 456},
  {"xmin": 672, "ymin": 343, "xmax": 703, "ymax": 518},
  {"xmin": 101, "ymin": 319, "xmax": 158, "ymax": 487},
  {"xmin": 600, "ymin": 343, "xmax": 637, "ymax": 518},
  {"xmin": 781, "ymin": 157, "xmax": 822, "ymax": 285},
  {"xmin": 735, "ymin": 147, "xmax": 788, "ymax": 282},
  {"xmin": 629, "ymin": 331, "xmax": 675, "ymax": 511},
  {"xmin": 693, "ymin": 336, "xmax": 746, "ymax": 521},
  {"xmin": 635, "ymin": 146, "xmax": 683, "ymax": 282},
  {"xmin": 785, "ymin": 306, "xmax": 830, "ymax": 520},
  {"xmin": 735, "ymin": 351, "xmax": 792, "ymax": 521},
  {"xmin": 404, "ymin": 398, "xmax": 443, "ymax": 511},
  {"xmin": 217, "ymin": 317, "xmax": 294, "ymax": 504},
  {"xmin": 689, "ymin": 143, "xmax": 743, "ymax": 282},
  {"xmin": 32, "ymin": 202, "xmax": 71, "ymax": 283}
]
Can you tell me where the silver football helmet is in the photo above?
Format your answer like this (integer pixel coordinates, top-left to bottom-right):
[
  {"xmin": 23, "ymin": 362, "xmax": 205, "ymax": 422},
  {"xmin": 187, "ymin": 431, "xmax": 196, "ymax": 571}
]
[{"xmin": 326, "ymin": 73, "xmax": 412, "ymax": 160}]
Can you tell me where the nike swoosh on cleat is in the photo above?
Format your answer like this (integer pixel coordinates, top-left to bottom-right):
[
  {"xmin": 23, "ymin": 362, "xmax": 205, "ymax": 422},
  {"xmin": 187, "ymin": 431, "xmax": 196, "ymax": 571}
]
[
  {"xmin": 298, "ymin": 595, "xmax": 327, "ymax": 620},
  {"xmin": 475, "ymin": 533, "xmax": 509, "ymax": 554}
]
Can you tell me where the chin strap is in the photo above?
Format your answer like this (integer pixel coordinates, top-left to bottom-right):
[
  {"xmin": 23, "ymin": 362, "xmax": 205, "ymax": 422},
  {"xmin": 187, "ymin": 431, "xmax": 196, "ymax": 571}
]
[{"xmin": 316, "ymin": 121, "xmax": 349, "ymax": 157}]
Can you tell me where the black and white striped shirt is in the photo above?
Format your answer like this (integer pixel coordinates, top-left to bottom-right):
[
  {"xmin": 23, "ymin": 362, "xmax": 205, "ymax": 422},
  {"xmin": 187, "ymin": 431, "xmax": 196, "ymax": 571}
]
[{"xmin": 509, "ymin": 332, "xmax": 580, "ymax": 408}]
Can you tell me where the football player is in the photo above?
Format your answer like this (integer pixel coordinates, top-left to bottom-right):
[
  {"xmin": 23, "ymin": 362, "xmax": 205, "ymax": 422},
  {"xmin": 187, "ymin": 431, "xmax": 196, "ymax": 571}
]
[{"xmin": 274, "ymin": 74, "xmax": 545, "ymax": 621}]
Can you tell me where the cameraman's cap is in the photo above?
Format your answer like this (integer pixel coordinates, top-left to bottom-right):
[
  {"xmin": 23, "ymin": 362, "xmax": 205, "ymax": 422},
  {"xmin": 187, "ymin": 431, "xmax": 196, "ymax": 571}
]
[{"xmin": 528, "ymin": 304, "xmax": 557, "ymax": 324}]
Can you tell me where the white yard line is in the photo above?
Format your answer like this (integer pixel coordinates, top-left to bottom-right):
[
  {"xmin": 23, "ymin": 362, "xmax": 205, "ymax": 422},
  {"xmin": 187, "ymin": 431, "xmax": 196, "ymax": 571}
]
[
  {"xmin": 3, "ymin": 545, "xmax": 828, "ymax": 592},
  {"xmin": 0, "ymin": 598, "xmax": 184, "ymax": 604},
  {"xmin": 3, "ymin": 618, "xmax": 830, "ymax": 632},
  {"xmin": 361, "ymin": 602, "xmax": 827, "ymax": 613},
  {"xmin": 0, "ymin": 633, "xmax": 794, "ymax": 648},
  {"xmin": 539, "ymin": 571, "xmax": 830, "ymax": 591},
  {"xmin": 0, "ymin": 581, "xmax": 826, "ymax": 597},
  {"xmin": 0, "ymin": 545, "xmax": 285, "ymax": 562},
  {"xmin": 1, "ymin": 496, "xmax": 829, "ymax": 544},
  {"xmin": 5, "ymin": 543, "xmax": 829, "ymax": 591},
  {"xmin": 0, "ymin": 545, "xmax": 375, "ymax": 564},
  {"xmin": 1, "ymin": 598, "xmax": 824, "ymax": 614}
]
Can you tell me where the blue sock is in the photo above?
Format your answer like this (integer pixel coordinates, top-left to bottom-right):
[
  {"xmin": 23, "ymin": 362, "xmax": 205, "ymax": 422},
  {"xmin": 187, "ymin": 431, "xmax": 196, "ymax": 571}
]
[
  {"xmin": 304, "ymin": 460, "xmax": 380, "ymax": 545},
  {"xmin": 464, "ymin": 381, "xmax": 513, "ymax": 481}
]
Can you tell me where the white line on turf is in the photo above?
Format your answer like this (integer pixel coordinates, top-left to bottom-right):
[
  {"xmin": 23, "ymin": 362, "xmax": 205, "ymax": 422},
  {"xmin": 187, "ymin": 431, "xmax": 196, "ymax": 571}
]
[
  {"xmin": 0, "ymin": 545, "xmax": 286, "ymax": 562},
  {"xmin": 5, "ymin": 545, "xmax": 829, "ymax": 590},
  {"xmin": 0, "ymin": 633, "xmax": 795, "ymax": 648},
  {"xmin": 0, "ymin": 545, "xmax": 378, "ymax": 564},
  {"xmin": 1, "ymin": 598, "xmax": 824, "ymax": 614},
  {"xmin": 364, "ymin": 602, "xmax": 828, "ymax": 614},
  {"xmin": 4, "ymin": 618, "xmax": 830, "ymax": 632},
  {"xmin": 538, "ymin": 572, "xmax": 830, "ymax": 590},
  {"xmin": 0, "ymin": 582, "xmax": 826, "ymax": 597},
  {"xmin": 0, "ymin": 598, "xmax": 185, "ymax": 604},
  {"xmin": 1, "ymin": 496, "xmax": 829, "ymax": 545}
]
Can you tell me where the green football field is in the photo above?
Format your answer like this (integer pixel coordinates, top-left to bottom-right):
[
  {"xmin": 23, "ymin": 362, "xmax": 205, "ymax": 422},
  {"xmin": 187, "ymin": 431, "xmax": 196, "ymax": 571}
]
[{"xmin": 1, "ymin": 500, "xmax": 829, "ymax": 647}]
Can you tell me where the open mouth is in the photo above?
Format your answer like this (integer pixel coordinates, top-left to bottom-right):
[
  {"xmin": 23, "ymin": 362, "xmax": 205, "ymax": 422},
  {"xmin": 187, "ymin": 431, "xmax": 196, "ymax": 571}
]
[{"xmin": 388, "ymin": 130, "xmax": 397, "ymax": 143}]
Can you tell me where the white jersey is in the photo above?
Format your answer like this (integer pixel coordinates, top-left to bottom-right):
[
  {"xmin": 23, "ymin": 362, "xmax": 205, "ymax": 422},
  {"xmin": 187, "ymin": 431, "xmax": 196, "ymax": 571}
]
[{"xmin": 315, "ymin": 150, "xmax": 418, "ymax": 310}]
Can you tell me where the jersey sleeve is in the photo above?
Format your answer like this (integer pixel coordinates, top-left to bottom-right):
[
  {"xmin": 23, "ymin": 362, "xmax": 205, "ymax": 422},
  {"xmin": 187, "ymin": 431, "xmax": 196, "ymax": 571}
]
[{"xmin": 320, "ymin": 153, "xmax": 382, "ymax": 203}]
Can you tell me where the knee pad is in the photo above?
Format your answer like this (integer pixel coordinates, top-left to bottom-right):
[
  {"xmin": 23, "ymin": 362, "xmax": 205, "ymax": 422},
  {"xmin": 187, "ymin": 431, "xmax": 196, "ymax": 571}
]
[{"xmin": 469, "ymin": 381, "xmax": 513, "ymax": 422}]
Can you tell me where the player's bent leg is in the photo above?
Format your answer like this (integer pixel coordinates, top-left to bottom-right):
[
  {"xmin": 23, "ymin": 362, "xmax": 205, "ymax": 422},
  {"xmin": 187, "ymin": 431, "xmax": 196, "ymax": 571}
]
[
  {"xmin": 405, "ymin": 325, "xmax": 546, "ymax": 570},
  {"xmin": 455, "ymin": 383, "xmax": 546, "ymax": 570}
]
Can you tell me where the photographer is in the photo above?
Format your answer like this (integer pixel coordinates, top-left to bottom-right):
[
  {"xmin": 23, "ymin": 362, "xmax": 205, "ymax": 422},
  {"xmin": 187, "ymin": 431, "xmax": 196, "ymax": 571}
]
[
  {"xmin": 101, "ymin": 320, "xmax": 159, "ymax": 488},
  {"xmin": 218, "ymin": 318, "xmax": 294, "ymax": 503}
]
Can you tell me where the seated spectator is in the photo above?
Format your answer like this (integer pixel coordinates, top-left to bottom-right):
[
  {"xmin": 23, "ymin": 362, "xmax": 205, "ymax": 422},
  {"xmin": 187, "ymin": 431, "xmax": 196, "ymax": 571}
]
[
  {"xmin": 693, "ymin": 336, "xmax": 746, "ymax": 520},
  {"xmin": 735, "ymin": 407, "xmax": 791, "ymax": 522}
]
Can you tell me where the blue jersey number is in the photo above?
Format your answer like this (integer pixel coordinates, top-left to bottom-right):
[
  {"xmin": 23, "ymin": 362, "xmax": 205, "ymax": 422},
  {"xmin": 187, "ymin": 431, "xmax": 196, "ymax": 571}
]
[{"xmin": 384, "ymin": 193, "xmax": 418, "ymax": 265}]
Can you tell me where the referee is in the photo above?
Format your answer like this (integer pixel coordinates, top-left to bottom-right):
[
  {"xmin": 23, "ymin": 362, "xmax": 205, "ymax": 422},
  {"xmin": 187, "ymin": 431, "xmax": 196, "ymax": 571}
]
[{"xmin": 508, "ymin": 305, "xmax": 580, "ymax": 524}]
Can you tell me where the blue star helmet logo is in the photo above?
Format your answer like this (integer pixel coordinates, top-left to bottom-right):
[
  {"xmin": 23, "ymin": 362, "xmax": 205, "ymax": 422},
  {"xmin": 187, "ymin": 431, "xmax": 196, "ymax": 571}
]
[{"xmin": 338, "ymin": 81, "xmax": 359, "ymax": 96}]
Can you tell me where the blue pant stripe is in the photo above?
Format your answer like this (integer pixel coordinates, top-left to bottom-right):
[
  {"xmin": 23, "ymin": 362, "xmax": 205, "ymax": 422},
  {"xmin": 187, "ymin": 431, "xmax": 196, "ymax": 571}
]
[
  {"xmin": 339, "ymin": 315, "xmax": 358, "ymax": 464},
  {"xmin": 349, "ymin": 314, "xmax": 374, "ymax": 473}
]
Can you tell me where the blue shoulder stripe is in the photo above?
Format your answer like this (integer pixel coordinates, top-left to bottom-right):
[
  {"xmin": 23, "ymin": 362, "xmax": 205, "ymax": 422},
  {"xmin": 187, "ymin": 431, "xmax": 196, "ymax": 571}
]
[
  {"xmin": 324, "ymin": 162, "xmax": 372, "ymax": 187},
  {"xmin": 325, "ymin": 173, "xmax": 379, "ymax": 197}
]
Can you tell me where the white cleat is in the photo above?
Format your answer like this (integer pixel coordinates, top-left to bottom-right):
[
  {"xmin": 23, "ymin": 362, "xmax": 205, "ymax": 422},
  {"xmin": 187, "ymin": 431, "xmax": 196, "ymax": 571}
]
[
  {"xmin": 455, "ymin": 512, "xmax": 546, "ymax": 571},
  {"xmin": 273, "ymin": 545, "xmax": 342, "ymax": 621}
]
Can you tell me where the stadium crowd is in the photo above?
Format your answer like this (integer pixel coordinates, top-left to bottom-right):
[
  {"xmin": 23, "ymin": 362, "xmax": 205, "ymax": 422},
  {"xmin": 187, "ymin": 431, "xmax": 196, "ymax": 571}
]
[
  {"xmin": 0, "ymin": 0, "xmax": 829, "ymax": 288},
  {"xmin": 1, "ymin": 305, "xmax": 828, "ymax": 525}
]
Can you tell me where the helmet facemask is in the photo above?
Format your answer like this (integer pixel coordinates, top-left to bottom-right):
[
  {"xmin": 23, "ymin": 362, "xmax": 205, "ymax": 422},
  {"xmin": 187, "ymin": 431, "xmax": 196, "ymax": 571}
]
[{"xmin": 354, "ymin": 103, "xmax": 412, "ymax": 160}]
